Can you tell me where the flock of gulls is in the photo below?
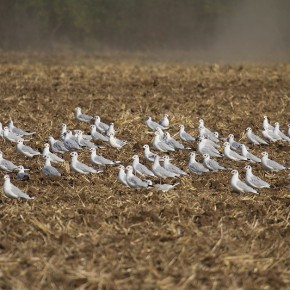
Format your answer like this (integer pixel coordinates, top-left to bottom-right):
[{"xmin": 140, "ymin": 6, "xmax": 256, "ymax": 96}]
[{"xmin": 0, "ymin": 107, "xmax": 289, "ymax": 199}]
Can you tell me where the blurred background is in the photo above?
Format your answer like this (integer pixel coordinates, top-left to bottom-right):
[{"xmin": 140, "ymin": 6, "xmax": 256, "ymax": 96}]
[{"xmin": 0, "ymin": 0, "xmax": 290, "ymax": 61}]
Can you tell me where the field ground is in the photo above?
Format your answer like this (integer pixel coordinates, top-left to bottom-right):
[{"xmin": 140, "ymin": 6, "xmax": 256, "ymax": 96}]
[{"xmin": 0, "ymin": 53, "xmax": 289, "ymax": 289}]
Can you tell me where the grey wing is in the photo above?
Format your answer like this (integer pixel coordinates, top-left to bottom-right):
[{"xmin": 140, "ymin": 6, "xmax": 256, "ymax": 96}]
[
  {"xmin": 251, "ymin": 175, "xmax": 270, "ymax": 187},
  {"xmin": 76, "ymin": 161, "xmax": 96, "ymax": 172},
  {"xmin": 182, "ymin": 132, "xmax": 195, "ymax": 141},
  {"xmin": 2, "ymin": 159, "xmax": 18, "ymax": 170},
  {"xmin": 116, "ymin": 138, "xmax": 127, "ymax": 146},
  {"xmin": 236, "ymin": 180, "xmax": 257, "ymax": 193},
  {"xmin": 44, "ymin": 165, "xmax": 61, "ymax": 176},
  {"xmin": 16, "ymin": 172, "xmax": 29, "ymax": 180},
  {"xmin": 267, "ymin": 159, "xmax": 285, "ymax": 170},
  {"xmin": 65, "ymin": 139, "xmax": 80, "ymax": 150},
  {"xmin": 209, "ymin": 159, "xmax": 225, "ymax": 170},
  {"xmin": 54, "ymin": 141, "xmax": 69, "ymax": 152},
  {"xmin": 129, "ymin": 176, "xmax": 147, "ymax": 187},
  {"xmin": 230, "ymin": 150, "xmax": 245, "ymax": 160},
  {"xmin": 11, "ymin": 184, "xmax": 32, "ymax": 199},
  {"xmin": 79, "ymin": 113, "xmax": 93, "ymax": 121},
  {"xmin": 23, "ymin": 145, "xmax": 39, "ymax": 155},
  {"xmin": 94, "ymin": 155, "xmax": 114, "ymax": 165},
  {"xmin": 253, "ymin": 134, "xmax": 268, "ymax": 144},
  {"xmin": 247, "ymin": 152, "xmax": 261, "ymax": 162},
  {"xmin": 92, "ymin": 131, "xmax": 109, "ymax": 141},
  {"xmin": 189, "ymin": 162, "xmax": 209, "ymax": 173},
  {"xmin": 137, "ymin": 164, "xmax": 155, "ymax": 176},
  {"xmin": 171, "ymin": 139, "xmax": 184, "ymax": 149}
]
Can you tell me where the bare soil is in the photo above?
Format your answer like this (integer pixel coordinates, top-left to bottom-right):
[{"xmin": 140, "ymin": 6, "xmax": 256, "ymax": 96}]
[{"xmin": 0, "ymin": 53, "xmax": 289, "ymax": 290}]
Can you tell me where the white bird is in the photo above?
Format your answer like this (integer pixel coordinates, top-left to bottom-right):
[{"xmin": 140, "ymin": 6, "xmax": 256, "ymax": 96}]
[
  {"xmin": 3, "ymin": 127, "xmax": 25, "ymax": 142},
  {"xmin": 89, "ymin": 148, "xmax": 120, "ymax": 166},
  {"xmin": 126, "ymin": 165, "xmax": 152, "ymax": 188},
  {"xmin": 246, "ymin": 127, "xmax": 268, "ymax": 145},
  {"xmin": 43, "ymin": 155, "xmax": 62, "ymax": 177},
  {"xmin": 199, "ymin": 125, "xmax": 219, "ymax": 142},
  {"xmin": 42, "ymin": 143, "xmax": 64, "ymax": 163},
  {"xmin": 152, "ymin": 156, "xmax": 178, "ymax": 178},
  {"xmin": 274, "ymin": 122, "xmax": 290, "ymax": 141},
  {"xmin": 60, "ymin": 123, "xmax": 67, "ymax": 137},
  {"xmin": 75, "ymin": 107, "xmax": 94, "ymax": 122},
  {"xmin": 76, "ymin": 131, "xmax": 103, "ymax": 149},
  {"xmin": 207, "ymin": 131, "xmax": 221, "ymax": 143},
  {"xmin": 199, "ymin": 135, "xmax": 220, "ymax": 149},
  {"xmin": 70, "ymin": 152, "xmax": 102, "ymax": 174},
  {"xmin": 8, "ymin": 120, "xmax": 35, "ymax": 136},
  {"xmin": 63, "ymin": 131, "xmax": 83, "ymax": 150},
  {"xmin": 143, "ymin": 144, "xmax": 162, "ymax": 162},
  {"xmin": 2, "ymin": 175, "xmax": 34, "ymax": 199},
  {"xmin": 164, "ymin": 132, "xmax": 184, "ymax": 150},
  {"xmin": 262, "ymin": 116, "xmax": 274, "ymax": 131},
  {"xmin": 202, "ymin": 153, "xmax": 225, "ymax": 171},
  {"xmin": 228, "ymin": 134, "xmax": 248, "ymax": 151},
  {"xmin": 261, "ymin": 152, "xmax": 287, "ymax": 171},
  {"xmin": 132, "ymin": 155, "xmax": 155, "ymax": 177},
  {"xmin": 240, "ymin": 144, "xmax": 261, "ymax": 163},
  {"xmin": 118, "ymin": 165, "xmax": 129, "ymax": 186},
  {"xmin": 155, "ymin": 127, "xmax": 165, "ymax": 138},
  {"xmin": 154, "ymin": 183, "xmax": 179, "ymax": 192},
  {"xmin": 16, "ymin": 165, "xmax": 29, "ymax": 181},
  {"xmin": 0, "ymin": 151, "xmax": 19, "ymax": 172},
  {"xmin": 197, "ymin": 137, "xmax": 222, "ymax": 157},
  {"xmin": 163, "ymin": 156, "xmax": 188, "ymax": 176},
  {"xmin": 48, "ymin": 136, "xmax": 69, "ymax": 154},
  {"xmin": 94, "ymin": 116, "xmax": 110, "ymax": 133},
  {"xmin": 223, "ymin": 142, "xmax": 247, "ymax": 161},
  {"xmin": 288, "ymin": 124, "xmax": 290, "ymax": 137},
  {"xmin": 230, "ymin": 169, "xmax": 258, "ymax": 194},
  {"xmin": 188, "ymin": 152, "xmax": 209, "ymax": 174},
  {"xmin": 179, "ymin": 125, "xmax": 195, "ymax": 142},
  {"xmin": 16, "ymin": 140, "xmax": 41, "ymax": 157},
  {"xmin": 262, "ymin": 128, "xmax": 282, "ymax": 142},
  {"xmin": 152, "ymin": 131, "xmax": 175, "ymax": 152},
  {"xmin": 0, "ymin": 122, "xmax": 3, "ymax": 137},
  {"xmin": 105, "ymin": 123, "xmax": 116, "ymax": 136},
  {"xmin": 244, "ymin": 165, "xmax": 270, "ymax": 189},
  {"xmin": 159, "ymin": 114, "xmax": 170, "ymax": 128},
  {"xmin": 108, "ymin": 134, "xmax": 128, "ymax": 149},
  {"xmin": 90, "ymin": 125, "xmax": 109, "ymax": 142},
  {"xmin": 146, "ymin": 116, "xmax": 166, "ymax": 131},
  {"xmin": 198, "ymin": 119, "xmax": 213, "ymax": 135}
]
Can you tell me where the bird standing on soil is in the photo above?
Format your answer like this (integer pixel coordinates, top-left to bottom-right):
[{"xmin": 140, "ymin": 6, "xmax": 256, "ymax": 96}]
[
  {"xmin": 2, "ymin": 175, "xmax": 34, "ymax": 199},
  {"xmin": 230, "ymin": 170, "xmax": 258, "ymax": 194},
  {"xmin": 179, "ymin": 125, "xmax": 195, "ymax": 142},
  {"xmin": 16, "ymin": 165, "xmax": 29, "ymax": 181},
  {"xmin": 8, "ymin": 120, "xmax": 35, "ymax": 136},
  {"xmin": 16, "ymin": 140, "xmax": 41, "ymax": 158},
  {"xmin": 75, "ymin": 107, "xmax": 94, "ymax": 122},
  {"xmin": 70, "ymin": 152, "xmax": 102, "ymax": 174},
  {"xmin": 43, "ymin": 155, "xmax": 62, "ymax": 177},
  {"xmin": 261, "ymin": 152, "xmax": 287, "ymax": 171},
  {"xmin": 246, "ymin": 127, "xmax": 268, "ymax": 145},
  {"xmin": 188, "ymin": 152, "xmax": 209, "ymax": 174},
  {"xmin": 244, "ymin": 165, "xmax": 270, "ymax": 189}
]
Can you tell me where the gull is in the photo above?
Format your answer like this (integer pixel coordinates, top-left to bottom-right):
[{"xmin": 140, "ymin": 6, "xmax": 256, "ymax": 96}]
[
  {"xmin": 90, "ymin": 125, "xmax": 109, "ymax": 142},
  {"xmin": 164, "ymin": 132, "xmax": 185, "ymax": 150},
  {"xmin": 199, "ymin": 125, "xmax": 219, "ymax": 142},
  {"xmin": 143, "ymin": 144, "xmax": 163, "ymax": 162},
  {"xmin": 3, "ymin": 127, "xmax": 25, "ymax": 142},
  {"xmin": 159, "ymin": 114, "xmax": 170, "ymax": 128},
  {"xmin": 126, "ymin": 165, "xmax": 152, "ymax": 188},
  {"xmin": 163, "ymin": 155, "xmax": 188, "ymax": 176},
  {"xmin": 16, "ymin": 140, "xmax": 41, "ymax": 157},
  {"xmin": 199, "ymin": 135, "xmax": 220, "ymax": 149},
  {"xmin": 60, "ymin": 123, "xmax": 67, "ymax": 137},
  {"xmin": 230, "ymin": 170, "xmax": 258, "ymax": 194},
  {"xmin": 262, "ymin": 116, "xmax": 274, "ymax": 131},
  {"xmin": 75, "ymin": 107, "xmax": 94, "ymax": 122},
  {"xmin": 8, "ymin": 120, "xmax": 35, "ymax": 136},
  {"xmin": 63, "ymin": 131, "xmax": 83, "ymax": 150},
  {"xmin": 152, "ymin": 156, "xmax": 178, "ymax": 178},
  {"xmin": 43, "ymin": 155, "xmax": 62, "ymax": 177},
  {"xmin": 154, "ymin": 183, "xmax": 179, "ymax": 192},
  {"xmin": 89, "ymin": 148, "xmax": 120, "ymax": 166},
  {"xmin": 228, "ymin": 134, "xmax": 249, "ymax": 151},
  {"xmin": 48, "ymin": 136, "xmax": 69, "ymax": 154},
  {"xmin": 202, "ymin": 153, "xmax": 226, "ymax": 171},
  {"xmin": 288, "ymin": 124, "xmax": 290, "ymax": 137},
  {"xmin": 94, "ymin": 116, "xmax": 110, "ymax": 133},
  {"xmin": 197, "ymin": 137, "xmax": 222, "ymax": 158},
  {"xmin": 132, "ymin": 155, "xmax": 155, "ymax": 177},
  {"xmin": 261, "ymin": 152, "xmax": 287, "ymax": 171},
  {"xmin": 0, "ymin": 122, "xmax": 3, "ymax": 137},
  {"xmin": 179, "ymin": 125, "xmax": 195, "ymax": 142},
  {"xmin": 188, "ymin": 152, "xmax": 209, "ymax": 174},
  {"xmin": 73, "ymin": 130, "xmax": 92, "ymax": 141},
  {"xmin": 16, "ymin": 165, "xmax": 29, "ymax": 181},
  {"xmin": 146, "ymin": 116, "xmax": 166, "ymax": 131},
  {"xmin": 156, "ymin": 127, "xmax": 165, "ymax": 138},
  {"xmin": 223, "ymin": 142, "xmax": 248, "ymax": 161},
  {"xmin": 152, "ymin": 131, "xmax": 175, "ymax": 152},
  {"xmin": 105, "ymin": 123, "xmax": 116, "ymax": 136},
  {"xmin": 244, "ymin": 165, "xmax": 270, "ymax": 189},
  {"xmin": 274, "ymin": 122, "xmax": 290, "ymax": 141},
  {"xmin": 240, "ymin": 144, "xmax": 261, "ymax": 163},
  {"xmin": 76, "ymin": 131, "xmax": 103, "ymax": 149},
  {"xmin": 0, "ymin": 151, "xmax": 18, "ymax": 172},
  {"xmin": 3, "ymin": 175, "xmax": 34, "ymax": 199},
  {"xmin": 70, "ymin": 152, "xmax": 102, "ymax": 174},
  {"xmin": 262, "ymin": 128, "xmax": 282, "ymax": 142},
  {"xmin": 118, "ymin": 165, "xmax": 129, "ymax": 186},
  {"xmin": 42, "ymin": 143, "xmax": 64, "ymax": 163},
  {"xmin": 246, "ymin": 128, "xmax": 268, "ymax": 145},
  {"xmin": 108, "ymin": 134, "xmax": 128, "ymax": 149},
  {"xmin": 198, "ymin": 119, "xmax": 213, "ymax": 135}
]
